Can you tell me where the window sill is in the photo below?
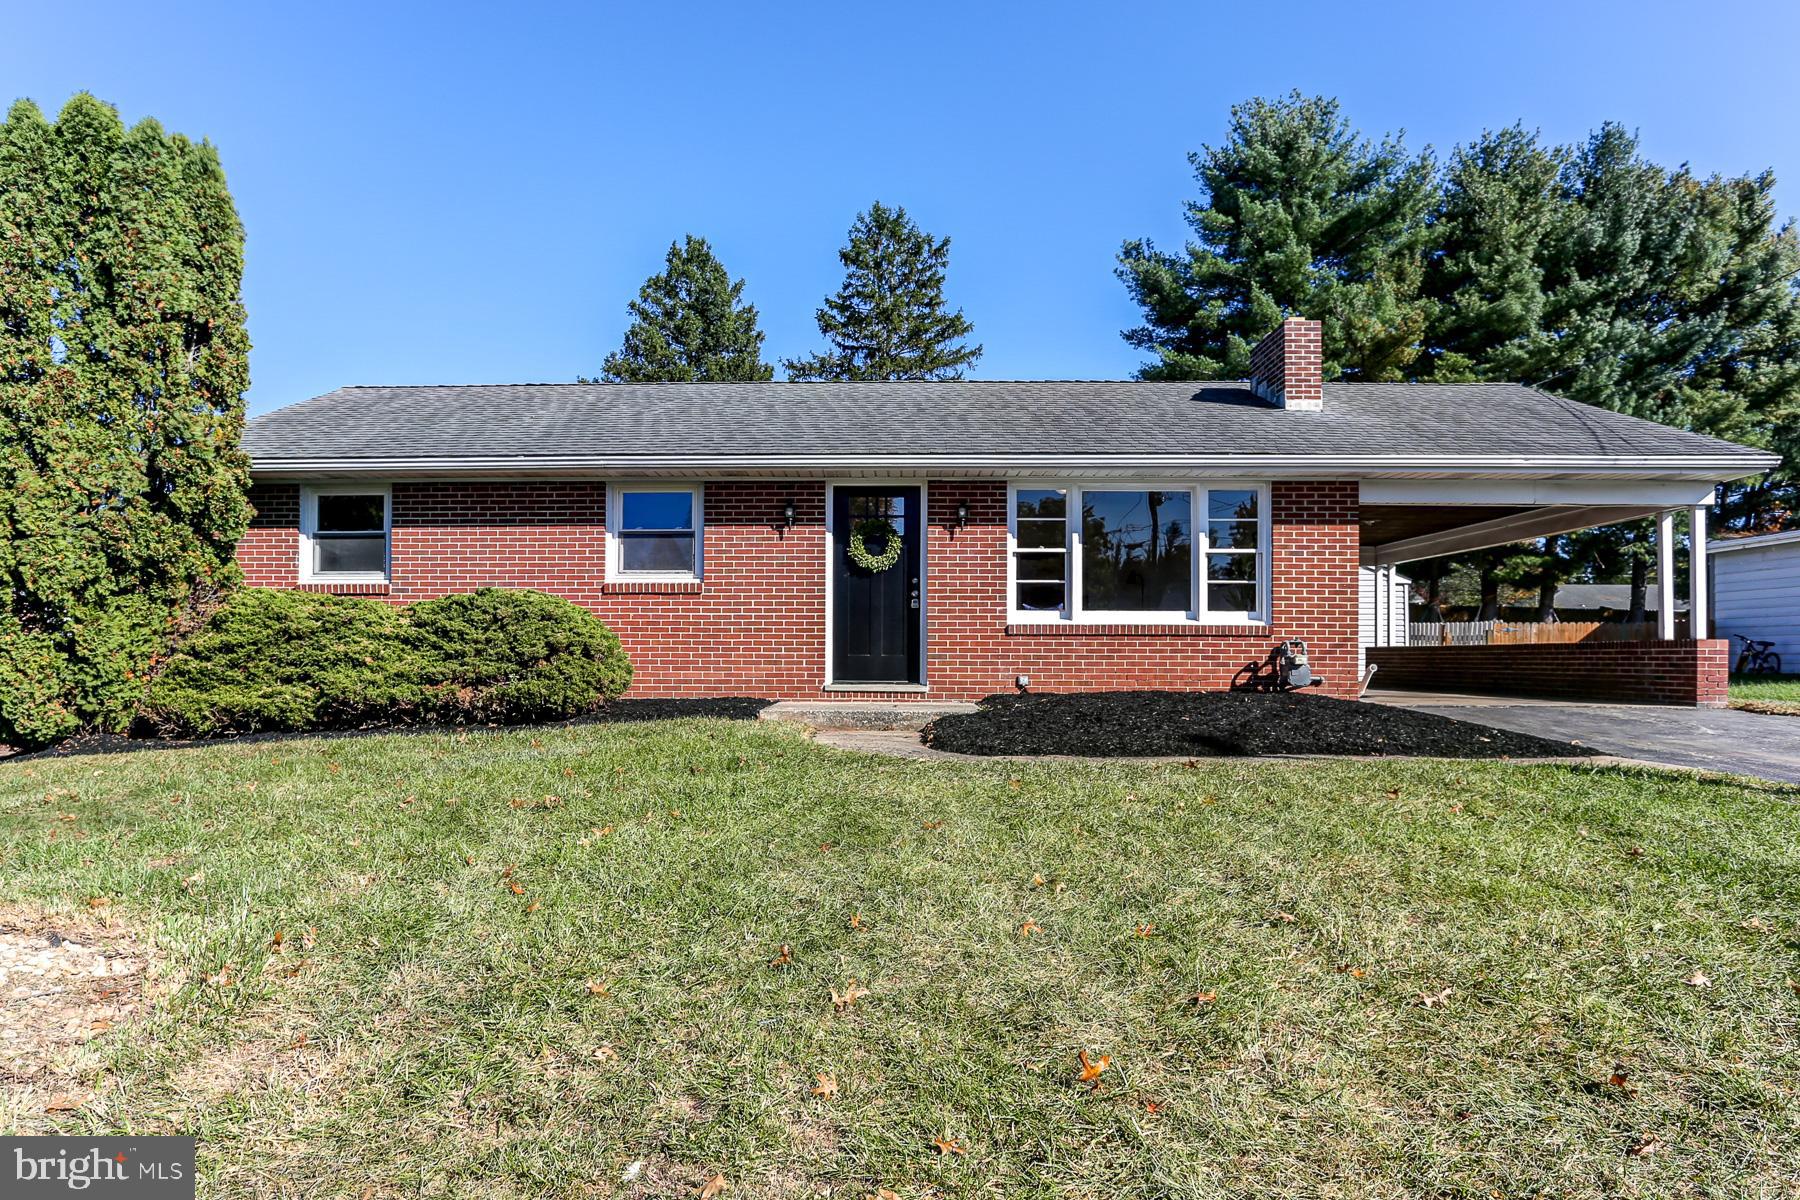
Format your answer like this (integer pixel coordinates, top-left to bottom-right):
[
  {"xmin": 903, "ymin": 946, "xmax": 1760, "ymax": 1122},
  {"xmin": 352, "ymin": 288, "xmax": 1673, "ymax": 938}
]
[
  {"xmin": 298, "ymin": 580, "xmax": 391, "ymax": 596},
  {"xmin": 603, "ymin": 579, "xmax": 703, "ymax": 595},
  {"xmin": 1006, "ymin": 621, "xmax": 1269, "ymax": 638}
]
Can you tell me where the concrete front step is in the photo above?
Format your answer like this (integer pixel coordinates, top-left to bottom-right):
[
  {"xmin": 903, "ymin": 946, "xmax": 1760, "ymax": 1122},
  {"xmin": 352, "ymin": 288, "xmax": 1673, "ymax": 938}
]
[{"xmin": 759, "ymin": 699, "xmax": 979, "ymax": 732}]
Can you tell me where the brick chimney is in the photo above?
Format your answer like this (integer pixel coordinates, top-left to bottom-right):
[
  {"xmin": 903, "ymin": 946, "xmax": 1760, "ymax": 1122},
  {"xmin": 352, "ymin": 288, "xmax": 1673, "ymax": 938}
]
[{"xmin": 1249, "ymin": 317, "xmax": 1323, "ymax": 411}]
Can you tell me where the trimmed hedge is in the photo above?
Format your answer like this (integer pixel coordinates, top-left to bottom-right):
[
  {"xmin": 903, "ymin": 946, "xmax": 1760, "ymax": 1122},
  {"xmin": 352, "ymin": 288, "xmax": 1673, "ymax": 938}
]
[
  {"xmin": 409, "ymin": 588, "xmax": 633, "ymax": 724},
  {"xmin": 139, "ymin": 587, "xmax": 633, "ymax": 737}
]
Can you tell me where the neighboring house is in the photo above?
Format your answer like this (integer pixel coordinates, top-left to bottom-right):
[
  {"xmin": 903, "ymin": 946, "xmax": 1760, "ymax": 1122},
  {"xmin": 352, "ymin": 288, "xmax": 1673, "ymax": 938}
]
[
  {"xmin": 239, "ymin": 319, "xmax": 1774, "ymax": 706},
  {"xmin": 1549, "ymin": 582, "xmax": 1685, "ymax": 623},
  {"xmin": 1709, "ymin": 529, "xmax": 1800, "ymax": 667}
]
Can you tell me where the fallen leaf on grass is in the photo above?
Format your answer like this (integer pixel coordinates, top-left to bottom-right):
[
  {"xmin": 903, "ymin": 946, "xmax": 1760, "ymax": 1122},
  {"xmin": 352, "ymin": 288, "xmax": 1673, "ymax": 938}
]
[
  {"xmin": 44, "ymin": 1094, "xmax": 83, "ymax": 1113},
  {"xmin": 1788, "ymin": 978, "xmax": 1800, "ymax": 997},
  {"xmin": 1019, "ymin": 919, "xmax": 1042, "ymax": 938},
  {"xmin": 1684, "ymin": 970, "xmax": 1712, "ymax": 989},
  {"xmin": 809, "ymin": 1072, "xmax": 838, "ymax": 1098},
  {"xmin": 770, "ymin": 944, "xmax": 793, "ymax": 968},
  {"xmin": 585, "ymin": 979, "xmax": 610, "ymax": 996},
  {"xmin": 300, "ymin": 926, "xmax": 317, "ymax": 951},
  {"xmin": 1135, "ymin": 923, "xmax": 1155, "ymax": 938},
  {"xmin": 270, "ymin": 929, "xmax": 285, "ymax": 952},
  {"xmin": 699, "ymin": 1173, "xmax": 729, "ymax": 1198},
  {"xmin": 848, "ymin": 913, "xmax": 864, "ymax": 931},
  {"xmin": 525, "ymin": 899, "xmax": 541, "ymax": 914},
  {"xmin": 1031, "ymin": 873, "xmax": 1046, "ymax": 888},
  {"xmin": 593, "ymin": 1043, "xmax": 619, "ymax": 1061},
  {"xmin": 1271, "ymin": 910, "xmax": 1298, "ymax": 924},
  {"xmin": 921, "ymin": 819, "xmax": 944, "ymax": 830},
  {"xmin": 86, "ymin": 896, "xmax": 110, "ymax": 910},
  {"xmin": 1077, "ymin": 1049, "xmax": 1110, "ymax": 1084},
  {"xmin": 831, "ymin": 980, "xmax": 870, "ymax": 1012},
  {"xmin": 1740, "ymin": 916, "xmax": 1772, "ymax": 932},
  {"xmin": 932, "ymin": 1136, "xmax": 966, "ymax": 1155},
  {"xmin": 509, "ymin": 882, "xmax": 526, "ymax": 896},
  {"xmin": 1335, "ymin": 965, "xmax": 1366, "ymax": 978},
  {"xmin": 1626, "ymin": 1133, "xmax": 1665, "ymax": 1158},
  {"xmin": 1418, "ymin": 988, "xmax": 1453, "ymax": 1009},
  {"xmin": 1142, "ymin": 1100, "xmax": 1162, "ymax": 1115},
  {"xmin": 1187, "ymin": 990, "xmax": 1216, "ymax": 1006},
  {"xmin": 205, "ymin": 963, "xmax": 238, "ymax": 989},
  {"xmin": 1608, "ymin": 1062, "xmax": 1635, "ymax": 1093}
]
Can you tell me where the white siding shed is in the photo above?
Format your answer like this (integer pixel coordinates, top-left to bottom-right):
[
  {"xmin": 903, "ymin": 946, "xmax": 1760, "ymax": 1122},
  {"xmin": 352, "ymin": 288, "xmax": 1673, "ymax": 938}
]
[
  {"xmin": 1358, "ymin": 566, "xmax": 1409, "ymax": 676},
  {"xmin": 1709, "ymin": 529, "xmax": 1800, "ymax": 667}
]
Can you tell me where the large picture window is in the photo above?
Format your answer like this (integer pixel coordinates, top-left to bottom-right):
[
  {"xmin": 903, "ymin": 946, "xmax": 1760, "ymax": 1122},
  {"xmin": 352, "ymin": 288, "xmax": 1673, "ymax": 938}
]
[
  {"xmin": 608, "ymin": 485, "xmax": 702, "ymax": 580},
  {"xmin": 300, "ymin": 486, "xmax": 390, "ymax": 582},
  {"xmin": 1008, "ymin": 482, "xmax": 1266, "ymax": 623}
]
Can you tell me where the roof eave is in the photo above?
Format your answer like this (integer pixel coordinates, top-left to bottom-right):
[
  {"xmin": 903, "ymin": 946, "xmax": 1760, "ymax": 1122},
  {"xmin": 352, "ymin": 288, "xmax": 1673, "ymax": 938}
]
[{"xmin": 244, "ymin": 450, "xmax": 1780, "ymax": 483}]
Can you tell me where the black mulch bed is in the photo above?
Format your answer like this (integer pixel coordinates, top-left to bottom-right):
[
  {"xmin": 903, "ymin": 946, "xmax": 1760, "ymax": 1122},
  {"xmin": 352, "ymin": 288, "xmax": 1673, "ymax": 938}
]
[
  {"xmin": 920, "ymin": 690, "xmax": 1597, "ymax": 760},
  {"xmin": 3, "ymin": 697, "xmax": 772, "ymax": 761}
]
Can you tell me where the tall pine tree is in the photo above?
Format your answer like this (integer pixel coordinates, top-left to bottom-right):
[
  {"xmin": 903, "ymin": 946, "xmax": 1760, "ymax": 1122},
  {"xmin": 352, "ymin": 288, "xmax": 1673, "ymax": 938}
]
[
  {"xmin": 0, "ymin": 95, "xmax": 251, "ymax": 746},
  {"xmin": 1116, "ymin": 92, "xmax": 1436, "ymax": 381},
  {"xmin": 591, "ymin": 235, "xmax": 773, "ymax": 383},
  {"xmin": 784, "ymin": 202, "xmax": 982, "ymax": 381}
]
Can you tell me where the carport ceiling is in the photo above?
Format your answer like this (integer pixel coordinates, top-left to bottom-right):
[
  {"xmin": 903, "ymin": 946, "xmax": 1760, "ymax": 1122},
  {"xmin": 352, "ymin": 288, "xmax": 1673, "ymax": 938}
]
[
  {"xmin": 1361, "ymin": 503, "xmax": 1668, "ymax": 566},
  {"xmin": 1361, "ymin": 505, "xmax": 1534, "ymax": 548}
]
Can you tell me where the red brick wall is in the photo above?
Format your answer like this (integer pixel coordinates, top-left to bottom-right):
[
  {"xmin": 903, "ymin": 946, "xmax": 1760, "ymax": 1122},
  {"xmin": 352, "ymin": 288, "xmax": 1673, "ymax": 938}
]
[
  {"xmin": 1367, "ymin": 640, "xmax": 1729, "ymax": 708},
  {"xmin": 239, "ymin": 479, "xmax": 1361, "ymax": 701}
]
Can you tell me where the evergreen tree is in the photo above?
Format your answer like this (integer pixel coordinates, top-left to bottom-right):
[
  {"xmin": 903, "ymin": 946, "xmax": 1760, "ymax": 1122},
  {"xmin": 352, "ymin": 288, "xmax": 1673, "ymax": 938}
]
[
  {"xmin": 591, "ymin": 236, "xmax": 773, "ymax": 383},
  {"xmin": 0, "ymin": 95, "xmax": 251, "ymax": 746},
  {"xmin": 784, "ymin": 202, "xmax": 981, "ymax": 381},
  {"xmin": 1116, "ymin": 92, "xmax": 1436, "ymax": 381}
]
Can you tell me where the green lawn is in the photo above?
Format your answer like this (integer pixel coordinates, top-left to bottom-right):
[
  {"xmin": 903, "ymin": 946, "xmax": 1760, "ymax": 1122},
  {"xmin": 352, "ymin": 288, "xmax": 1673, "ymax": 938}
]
[
  {"xmin": 1730, "ymin": 673, "xmax": 1800, "ymax": 713},
  {"xmin": 2, "ymin": 718, "xmax": 1797, "ymax": 1198}
]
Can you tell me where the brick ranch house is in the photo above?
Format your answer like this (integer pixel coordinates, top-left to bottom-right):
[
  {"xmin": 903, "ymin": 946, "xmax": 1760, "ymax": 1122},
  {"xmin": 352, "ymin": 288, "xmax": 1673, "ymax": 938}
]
[{"xmin": 239, "ymin": 320, "xmax": 1775, "ymax": 707}]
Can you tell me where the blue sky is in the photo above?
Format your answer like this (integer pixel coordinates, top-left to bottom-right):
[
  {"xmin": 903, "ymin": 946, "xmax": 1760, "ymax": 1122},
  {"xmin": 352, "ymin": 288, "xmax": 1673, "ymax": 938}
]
[{"xmin": 5, "ymin": 1, "xmax": 1797, "ymax": 415}]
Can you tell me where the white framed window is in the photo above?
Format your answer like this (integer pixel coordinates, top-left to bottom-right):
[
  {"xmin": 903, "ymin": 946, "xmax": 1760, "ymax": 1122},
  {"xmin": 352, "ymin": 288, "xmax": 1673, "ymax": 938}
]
[
  {"xmin": 607, "ymin": 483, "xmax": 703, "ymax": 581},
  {"xmin": 1006, "ymin": 481, "xmax": 1269, "ymax": 624},
  {"xmin": 299, "ymin": 485, "xmax": 390, "ymax": 583}
]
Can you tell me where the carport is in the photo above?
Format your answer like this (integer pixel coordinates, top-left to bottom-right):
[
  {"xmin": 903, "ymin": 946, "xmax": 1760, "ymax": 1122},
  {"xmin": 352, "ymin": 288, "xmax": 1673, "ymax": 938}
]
[{"xmin": 1358, "ymin": 477, "xmax": 1735, "ymax": 706}]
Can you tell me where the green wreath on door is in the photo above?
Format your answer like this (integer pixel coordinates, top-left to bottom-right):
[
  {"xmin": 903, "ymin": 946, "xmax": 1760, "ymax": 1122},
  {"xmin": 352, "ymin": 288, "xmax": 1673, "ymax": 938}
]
[{"xmin": 847, "ymin": 516, "xmax": 903, "ymax": 572}]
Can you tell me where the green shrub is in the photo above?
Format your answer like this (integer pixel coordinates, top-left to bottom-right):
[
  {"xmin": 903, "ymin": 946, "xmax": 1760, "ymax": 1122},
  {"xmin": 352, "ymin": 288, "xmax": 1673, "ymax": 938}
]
[
  {"xmin": 137, "ymin": 586, "xmax": 634, "ymax": 737},
  {"xmin": 139, "ymin": 589, "xmax": 432, "ymax": 736},
  {"xmin": 408, "ymin": 588, "xmax": 633, "ymax": 723}
]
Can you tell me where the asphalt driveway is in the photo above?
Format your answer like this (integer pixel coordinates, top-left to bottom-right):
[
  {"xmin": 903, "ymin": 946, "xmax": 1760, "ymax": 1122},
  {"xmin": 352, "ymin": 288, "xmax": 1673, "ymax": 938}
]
[{"xmin": 1371, "ymin": 690, "xmax": 1800, "ymax": 783}]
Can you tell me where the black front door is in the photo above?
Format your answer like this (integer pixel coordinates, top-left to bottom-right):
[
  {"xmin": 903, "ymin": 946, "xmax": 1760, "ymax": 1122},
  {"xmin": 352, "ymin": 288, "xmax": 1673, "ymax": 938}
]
[{"xmin": 833, "ymin": 487, "xmax": 922, "ymax": 684}]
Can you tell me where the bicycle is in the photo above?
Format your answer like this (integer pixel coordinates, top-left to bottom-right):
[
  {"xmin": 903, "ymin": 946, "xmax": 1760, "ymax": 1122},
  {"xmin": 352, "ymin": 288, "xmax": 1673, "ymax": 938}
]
[{"xmin": 1734, "ymin": 635, "xmax": 1782, "ymax": 676}]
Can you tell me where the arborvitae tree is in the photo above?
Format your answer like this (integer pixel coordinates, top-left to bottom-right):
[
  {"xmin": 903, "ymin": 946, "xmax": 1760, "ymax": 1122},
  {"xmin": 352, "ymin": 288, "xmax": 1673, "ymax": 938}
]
[
  {"xmin": 591, "ymin": 236, "xmax": 773, "ymax": 383},
  {"xmin": 0, "ymin": 95, "xmax": 251, "ymax": 746},
  {"xmin": 1116, "ymin": 92, "xmax": 1436, "ymax": 381},
  {"xmin": 783, "ymin": 202, "xmax": 982, "ymax": 381}
]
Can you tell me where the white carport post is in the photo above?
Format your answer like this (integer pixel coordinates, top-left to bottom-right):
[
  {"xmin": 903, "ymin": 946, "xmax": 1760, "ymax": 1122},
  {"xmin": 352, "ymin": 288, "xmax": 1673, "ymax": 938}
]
[
  {"xmin": 1689, "ymin": 505, "xmax": 1709, "ymax": 639},
  {"xmin": 1656, "ymin": 510, "xmax": 1678, "ymax": 640}
]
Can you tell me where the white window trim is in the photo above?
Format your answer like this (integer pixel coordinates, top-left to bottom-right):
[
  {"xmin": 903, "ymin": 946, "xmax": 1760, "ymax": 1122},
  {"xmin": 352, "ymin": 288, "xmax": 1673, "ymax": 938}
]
[
  {"xmin": 298, "ymin": 483, "xmax": 391, "ymax": 584},
  {"xmin": 1006, "ymin": 480, "xmax": 1271, "ymax": 625},
  {"xmin": 606, "ymin": 482, "xmax": 704, "ymax": 583}
]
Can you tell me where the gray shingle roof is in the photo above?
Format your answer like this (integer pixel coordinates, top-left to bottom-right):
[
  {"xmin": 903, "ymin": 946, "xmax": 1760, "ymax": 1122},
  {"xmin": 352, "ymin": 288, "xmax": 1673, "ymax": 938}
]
[{"xmin": 243, "ymin": 380, "xmax": 1771, "ymax": 469}]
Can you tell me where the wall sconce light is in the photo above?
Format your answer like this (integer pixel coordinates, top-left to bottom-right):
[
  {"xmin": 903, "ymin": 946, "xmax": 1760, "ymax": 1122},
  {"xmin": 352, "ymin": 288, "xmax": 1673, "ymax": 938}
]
[
  {"xmin": 955, "ymin": 502, "xmax": 969, "ymax": 529},
  {"xmin": 782, "ymin": 500, "xmax": 796, "ymax": 529}
]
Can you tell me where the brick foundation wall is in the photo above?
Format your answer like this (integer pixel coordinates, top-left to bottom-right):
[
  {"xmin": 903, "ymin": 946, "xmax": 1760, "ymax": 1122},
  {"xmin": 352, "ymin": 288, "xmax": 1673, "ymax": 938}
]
[
  {"xmin": 1367, "ymin": 640, "xmax": 1729, "ymax": 707},
  {"xmin": 239, "ymin": 478, "xmax": 1361, "ymax": 701}
]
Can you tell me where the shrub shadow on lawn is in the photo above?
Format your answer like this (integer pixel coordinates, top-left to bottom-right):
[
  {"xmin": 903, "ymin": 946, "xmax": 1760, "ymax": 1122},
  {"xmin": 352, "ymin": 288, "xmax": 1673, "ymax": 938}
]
[
  {"xmin": 922, "ymin": 690, "xmax": 1598, "ymax": 760},
  {"xmin": 5, "ymin": 698, "xmax": 773, "ymax": 763}
]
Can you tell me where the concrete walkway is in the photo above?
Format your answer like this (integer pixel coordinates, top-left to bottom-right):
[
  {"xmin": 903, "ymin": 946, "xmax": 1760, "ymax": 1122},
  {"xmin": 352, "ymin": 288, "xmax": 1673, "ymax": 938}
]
[{"xmin": 1371, "ymin": 689, "xmax": 1800, "ymax": 784}]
